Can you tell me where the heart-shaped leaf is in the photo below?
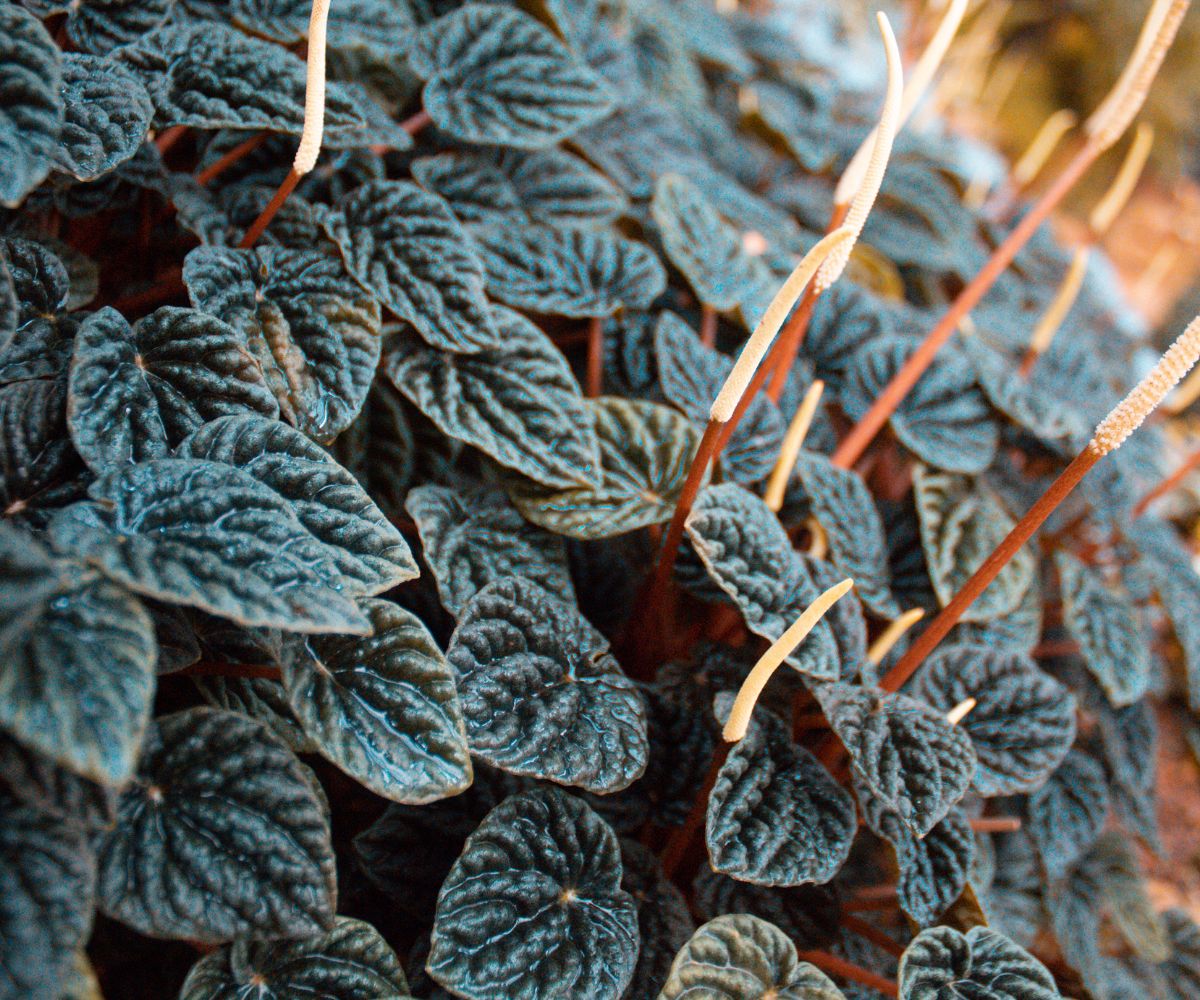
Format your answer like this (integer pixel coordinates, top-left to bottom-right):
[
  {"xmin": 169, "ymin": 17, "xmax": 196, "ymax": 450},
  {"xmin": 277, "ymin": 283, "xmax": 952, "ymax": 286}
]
[
  {"xmin": 0, "ymin": 6, "xmax": 63, "ymax": 208},
  {"xmin": 231, "ymin": 0, "xmax": 415, "ymax": 56},
  {"xmin": 176, "ymin": 414, "xmax": 416, "ymax": 597},
  {"xmin": 282, "ymin": 598, "xmax": 471, "ymax": 804},
  {"xmin": 660, "ymin": 914, "xmax": 847, "ymax": 1000},
  {"xmin": 899, "ymin": 926, "xmax": 1060, "ymax": 1000},
  {"xmin": 447, "ymin": 576, "xmax": 648, "ymax": 792},
  {"xmin": 911, "ymin": 644, "xmax": 1076, "ymax": 796},
  {"xmin": 1026, "ymin": 748, "xmax": 1109, "ymax": 879},
  {"xmin": 50, "ymin": 458, "xmax": 371, "ymax": 634},
  {"xmin": 407, "ymin": 483, "xmax": 574, "ymax": 617},
  {"xmin": 800, "ymin": 283, "xmax": 894, "ymax": 394},
  {"xmin": 816, "ymin": 682, "xmax": 976, "ymax": 837},
  {"xmin": 95, "ymin": 707, "xmax": 336, "ymax": 942},
  {"xmin": 409, "ymin": 4, "xmax": 615, "ymax": 148},
  {"xmin": 383, "ymin": 308, "xmax": 601, "ymax": 490},
  {"xmin": 1056, "ymin": 549, "xmax": 1152, "ymax": 707},
  {"xmin": 472, "ymin": 222, "xmax": 666, "ymax": 317},
  {"xmin": 180, "ymin": 916, "xmax": 408, "ymax": 1000},
  {"xmin": 182, "ymin": 246, "xmax": 382, "ymax": 441},
  {"xmin": 620, "ymin": 840, "xmax": 695, "ymax": 1000},
  {"xmin": 914, "ymin": 465, "xmax": 1036, "ymax": 624},
  {"xmin": 508, "ymin": 397, "xmax": 700, "ymax": 539},
  {"xmin": 0, "ymin": 791, "xmax": 95, "ymax": 1000},
  {"xmin": 428, "ymin": 786, "xmax": 639, "ymax": 1000},
  {"xmin": 61, "ymin": 0, "xmax": 172, "ymax": 55},
  {"xmin": 319, "ymin": 179, "xmax": 499, "ymax": 354},
  {"xmin": 708, "ymin": 699, "xmax": 855, "ymax": 886},
  {"xmin": 54, "ymin": 53, "xmax": 153, "ymax": 182}
]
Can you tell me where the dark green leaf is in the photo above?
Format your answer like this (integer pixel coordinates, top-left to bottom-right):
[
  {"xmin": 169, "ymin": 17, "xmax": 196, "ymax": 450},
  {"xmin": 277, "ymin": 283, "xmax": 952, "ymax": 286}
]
[
  {"xmin": 383, "ymin": 308, "xmax": 601, "ymax": 489},
  {"xmin": 508, "ymin": 397, "xmax": 700, "ymax": 539},
  {"xmin": 409, "ymin": 4, "xmax": 615, "ymax": 148},
  {"xmin": 54, "ymin": 54, "xmax": 153, "ymax": 182},
  {"xmin": 428, "ymin": 786, "xmax": 638, "ymax": 1000},
  {"xmin": 619, "ymin": 840, "xmax": 694, "ymax": 1000},
  {"xmin": 65, "ymin": 0, "xmax": 172, "ymax": 55},
  {"xmin": 898, "ymin": 926, "xmax": 1060, "ymax": 1000},
  {"xmin": 708, "ymin": 700, "xmax": 855, "ymax": 886},
  {"xmin": 0, "ymin": 6, "xmax": 63, "ymax": 207},
  {"xmin": 176, "ymin": 414, "xmax": 416, "ymax": 596},
  {"xmin": 800, "ymin": 283, "xmax": 894, "ymax": 395},
  {"xmin": 0, "ymin": 735, "xmax": 116, "ymax": 832},
  {"xmin": 328, "ymin": 379, "xmax": 414, "ymax": 521},
  {"xmin": 232, "ymin": 0, "xmax": 415, "ymax": 56},
  {"xmin": 194, "ymin": 677, "xmax": 314, "ymax": 756},
  {"xmin": 1026, "ymin": 748, "xmax": 1109, "ymax": 879},
  {"xmin": 50, "ymin": 458, "xmax": 371, "ymax": 634},
  {"xmin": 660, "ymin": 914, "xmax": 846, "ymax": 1000},
  {"xmin": 911, "ymin": 644, "xmax": 1076, "ymax": 796},
  {"xmin": 447, "ymin": 576, "xmax": 648, "ymax": 792},
  {"xmin": 472, "ymin": 222, "xmax": 667, "ymax": 317},
  {"xmin": 0, "ymin": 246, "xmax": 15, "ymax": 350},
  {"xmin": 1161, "ymin": 910, "xmax": 1200, "ymax": 998},
  {"xmin": 319, "ymin": 179, "xmax": 499, "ymax": 354},
  {"xmin": 407, "ymin": 483, "xmax": 574, "ymax": 617},
  {"xmin": 183, "ymin": 246, "xmax": 382, "ymax": 441},
  {"xmin": 282, "ymin": 598, "xmax": 471, "ymax": 803},
  {"xmin": 1087, "ymin": 833, "xmax": 1169, "ymax": 963},
  {"xmin": 691, "ymin": 868, "xmax": 840, "ymax": 952},
  {"xmin": 95, "ymin": 707, "xmax": 336, "ymax": 942},
  {"xmin": 180, "ymin": 916, "xmax": 408, "ymax": 1000}
]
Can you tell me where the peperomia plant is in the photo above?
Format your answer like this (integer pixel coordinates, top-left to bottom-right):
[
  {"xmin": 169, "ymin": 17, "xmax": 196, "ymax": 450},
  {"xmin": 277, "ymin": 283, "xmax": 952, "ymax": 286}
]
[{"xmin": 4, "ymin": 0, "xmax": 1200, "ymax": 998}]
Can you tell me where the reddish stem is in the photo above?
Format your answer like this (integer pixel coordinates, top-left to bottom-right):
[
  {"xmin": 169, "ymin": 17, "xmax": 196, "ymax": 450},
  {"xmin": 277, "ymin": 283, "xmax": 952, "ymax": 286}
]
[
  {"xmin": 765, "ymin": 286, "xmax": 819, "ymax": 402},
  {"xmin": 239, "ymin": 169, "xmax": 301, "ymax": 249},
  {"xmin": 586, "ymin": 316, "xmax": 604, "ymax": 396},
  {"xmin": 155, "ymin": 125, "xmax": 189, "ymax": 154},
  {"xmin": 401, "ymin": 109, "xmax": 433, "ymax": 136},
  {"xmin": 179, "ymin": 661, "xmax": 282, "ymax": 680},
  {"xmin": 1134, "ymin": 445, "xmax": 1200, "ymax": 516},
  {"xmin": 109, "ymin": 266, "xmax": 185, "ymax": 315},
  {"xmin": 831, "ymin": 143, "xmax": 1099, "ymax": 470},
  {"xmin": 660, "ymin": 740, "xmax": 730, "ymax": 879},
  {"xmin": 843, "ymin": 895, "xmax": 901, "ymax": 913},
  {"xmin": 196, "ymin": 132, "xmax": 270, "ymax": 187},
  {"xmin": 841, "ymin": 915, "xmax": 905, "ymax": 959},
  {"xmin": 1031, "ymin": 638, "xmax": 1081, "ymax": 659},
  {"xmin": 969, "ymin": 816, "xmax": 1022, "ymax": 833},
  {"xmin": 881, "ymin": 447, "xmax": 1101, "ymax": 692},
  {"xmin": 796, "ymin": 950, "xmax": 899, "ymax": 997},
  {"xmin": 700, "ymin": 305, "xmax": 718, "ymax": 348}
]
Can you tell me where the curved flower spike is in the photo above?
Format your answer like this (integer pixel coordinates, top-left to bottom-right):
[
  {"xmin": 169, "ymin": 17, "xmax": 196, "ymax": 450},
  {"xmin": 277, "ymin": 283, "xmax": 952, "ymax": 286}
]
[
  {"xmin": 1090, "ymin": 122, "xmax": 1155, "ymax": 237},
  {"xmin": 1012, "ymin": 109, "xmax": 1077, "ymax": 187},
  {"xmin": 763, "ymin": 380, "xmax": 824, "ymax": 512},
  {"xmin": 866, "ymin": 607, "xmax": 926, "ymax": 666}
]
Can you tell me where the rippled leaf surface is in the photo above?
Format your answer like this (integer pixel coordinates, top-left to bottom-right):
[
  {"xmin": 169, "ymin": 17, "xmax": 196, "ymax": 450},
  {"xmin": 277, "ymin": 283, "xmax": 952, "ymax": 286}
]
[
  {"xmin": 1026, "ymin": 748, "xmax": 1109, "ymax": 879},
  {"xmin": 817, "ymin": 682, "xmax": 976, "ymax": 837},
  {"xmin": 407, "ymin": 484, "xmax": 573, "ymax": 617},
  {"xmin": 428, "ymin": 787, "xmax": 638, "ymax": 1000},
  {"xmin": 232, "ymin": 0, "xmax": 414, "ymax": 55},
  {"xmin": 0, "ymin": 734, "xmax": 116, "ymax": 832},
  {"xmin": 0, "ymin": 6, "xmax": 63, "ymax": 207},
  {"xmin": 508, "ymin": 397, "xmax": 699, "ymax": 539},
  {"xmin": 180, "ymin": 916, "xmax": 408, "ymax": 1000},
  {"xmin": 660, "ymin": 914, "xmax": 846, "ymax": 1000},
  {"xmin": 473, "ymin": 223, "xmax": 666, "ymax": 317},
  {"xmin": 409, "ymin": 4, "xmax": 614, "ymax": 148},
  {"xmin": 183, "ymin": 246, "xmax": 382, "ymax": 441},
  {"xmin": 50, "ymin": 458, "xmax": 370, "ymax": 634},
  {"xmin": 447, "ymin": 577, "xmax": 647, "ymax": 792},
  {"xmin": 54, "ymin": 54, "xmax": 152, "ymax": 182},
  {"xmin": 95, "ymin": 708, "xmax": 336, "ymax": 942},
  {"xmin": 283, "ymin": 598, "xmax": 471, "ymax": 804},
  {"xmin": 708, "ymin": 701, "xmax": 855, "ymax": 886},
  {"xmin": 899, "ymin": 926, "xmax": 1060, "ymax": 1000},
  {"xmin": 384, "ymin": 308, "xmax": 601, "ymax": 490},
  {"xmin": 620, "ymin": 840, "xmax": 694, "ymax": 1000}
]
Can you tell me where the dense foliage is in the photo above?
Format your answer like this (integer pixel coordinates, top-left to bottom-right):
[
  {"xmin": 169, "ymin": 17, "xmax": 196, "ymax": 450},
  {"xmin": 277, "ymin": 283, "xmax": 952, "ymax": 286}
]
[{"xmin": 2, "ymin": 0, "xmax": 1199, "ymax": 998}]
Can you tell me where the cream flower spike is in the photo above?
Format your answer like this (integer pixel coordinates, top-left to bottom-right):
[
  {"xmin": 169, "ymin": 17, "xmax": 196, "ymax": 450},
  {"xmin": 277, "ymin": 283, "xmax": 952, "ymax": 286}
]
[
  {"xmin": 1085, "ymin": 0, "xmax": 1190, "ymax": 152},
  {"xmin": 1089, "ymin": 122, "xmax": 1155, "ymax": 237},
  {"xmin": 1027, "ymin": 247, "xmax": 1089, "ymax": 361},
  {"xmin": 837, "ymin": 0, "xmax": 968, "ymax": 209},
  {"xmin": 709, "ymin": 228, "xmax": 852, "ymax": 423},
  {"xmin": 818, "ymin": 12, "xmax": 903, "ymax": 292},
  {"xmin": 1012, "ymin": 110, "xmax": 1077, "ymax": 188},
  {"xmin": 866, "ymin": 607, "xmax": 926, "ymax": 666},
  {"xmin": 763, "ymin": 380, "xmax": 825, "ymax": 512},
  {"xmin": 293, "ymin": 0, "xmax": 333, "ymax": 176},
  {"xmin": 722, "ymin": 579, "xmax": 855, "ymax": 743}
]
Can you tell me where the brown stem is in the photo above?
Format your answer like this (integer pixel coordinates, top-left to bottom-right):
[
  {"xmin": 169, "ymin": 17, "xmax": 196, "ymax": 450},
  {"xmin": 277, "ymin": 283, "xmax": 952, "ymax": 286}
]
[
  {"xmin": 796, "ymin": 950, "xmax": 899, "ymax": 997},
  {"xmin": 700, "ymin": 305, "xmax": 718, "ymax": 348},
  {"xmin": 196, "ymin": 132, "xmax": 270, "ymax": 187},
  {"xmin": 969, "ymin": 816, "xmax": 1022, "ymax": 833},
  {"xmin": 109, "ymin": 266, "xmax": 185, "ymax": 315},
  {"xmin": 586, "ymin": 316, "xmax": 603, "ymax": 397},
  {"xmin": 1031, "ymin": 638, "xmax": 1081, "ymax": 659},
  {"xmin": 843, "ymin": 895, "xmax": 901, "ymax": 913},
  {"xmin": 179, "ymin": 661, "xmax": 282, "ymax": 680},
  {"xmin": 841, "ymin": 915, "xmax": 905, "ymax": 959},
  {"xmin": 764, "ymin": 286, "xmax": 819, "ymax": 402},
  {"xmin": 660, "ymin": 740, "xmax": 730, "ymax": 879},
  {"xmin": 831, "ymin": 143, "xmax": 1100, "ymax": 470},
  {"xmin": 239, "ymin": 169, "xmax": 301, "ymax": 249},
  {"xmin": 881, "ymin": 447, "xmax": 1101, "ymax": 692},
  {"xmin": 401, "ymin": 108, "xmax": 432, "ymax": 135},
  {"xmin": 155, "ymin": 125, "xmax": 189, "ymax": 154},
  {"xmin": 1134, "ymin": 444, "xmax": 1200, "ymax": 516}
]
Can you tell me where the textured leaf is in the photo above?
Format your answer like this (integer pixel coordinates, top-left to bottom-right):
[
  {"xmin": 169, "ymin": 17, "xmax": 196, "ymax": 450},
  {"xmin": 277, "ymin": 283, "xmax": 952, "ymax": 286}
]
[
  {"xmin": 473, "ymin": 222, "xmax": 667, "ymax": 317},
  {"xmin": 620, "ymin": 840, "xmax": 695, "ymax": 1000},
  {"xmin": 409, "ymin": 4, "xmax": 614, "ymax": 148},
  {"xmin": 1161, "ymin": 910, "xmax": 1200, "ymax": 998},
  {"xmin": 1026, "ymin": 748, "xmax": 1109, "ymax": 879},
  {"xmin": 176, "ymin": 415, "xmax": 416, "ymax": 596},
  {"xmin": 180, "ymin": 916, "xmax": 408, "ymax": 1000},
  {"xmin": 428, "ymin": 787, "xmax": 638, "ymax": 1000},
  {"xmin": 320, "ymin": 179, "xmax": 499, "ymax": 354},
  {"xmin": 407, "ymin": 483, "xmax": 573, "ymax": 617},
  {"xmin": 0, "ymin": 734, "xmax": 116, "ymax": 832},
  {"xmin": 1087, "ymin": 833, "xmax": 1169, "ymax": 963},
  {"xmin": 95, "ymin": 708, "xmax": 336, "ymax": 942},
  {"xmin": 911, "ymin": 644, "xmax": 1076, "ymax": 796},
  {"xmin": 914, "ymin": 466, "xmax": 1036, "ymax": 624},
  {"xmin": 54, "ymin": 54, "xmax": 153, "ymax": 182},
  {"xmin": 183, "ymin": 246, "xmax": 382, "ymax": 441},
  {"xmin": 231, "ymin": 0, "xmax": 415, "ymax": 55},
  {"xmin": 1056, "ymin": 549, "xmax": 1152, "ymax": 707},
  {"xmin": 282, "ymin": 598, "xmax": 471, "ymax": 803},
  {"xmin": 0, "ymin": 6, "xmax": 63, "ymax": 207},
  {"xmin": 691, "ymin": 869, "xmax": 841, "ymax": 953},
  {"xmin": 899, "ymin": 926, "xmax": 1060, "ymax": 1000},
  {"xmin": 685, "ymin": 484, "xmax": 840, "ymax": 679},
  {"xmin": 0, "ymin": 247, "xmax": 15, "ymax": 351},
  {"xmin": 50, "ymin": 459, "xmax": 371, "ymax": 634},
  {"xmin": 979, "ymin": 832, "xmax": 1042, "ymax": 949},
  {"xmin": 816, "ymin": 682, "xmax": 976, "ymax": 837},
  {"xmin": 801, "ymin": 283, "xmax": 894, "ymax": 394},
  {"xmin": 447, "ymin": 577, "xmax": 648, "ymax": 792},
  {"xmin": 660, "ymin": 914, "xmax": 847, "ymax": 1000},
  {"xmin": 707, "ymin": 700, "xmax": 855, "ymax": 886},
  {"xmin": 508, "ymin": 397, "xmax": 700, "ymax": 539},
  {"xmin": 842, "ymin": 338, "xmax": 998, "ymax": 474},
  {"xmin": 411, "ymin": 147, "xmax": 627, "ymax": 230},
  {"xmin": 384, "ymin": 309, "xmax": 601, "ymax": 489},
  {"xmin": 0, "ymin": 792, "xmax": 95, "ymax": 1000},
  {"xmin": 64, "ymin": 0, "xmax": 172, "ymax": 55}
]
